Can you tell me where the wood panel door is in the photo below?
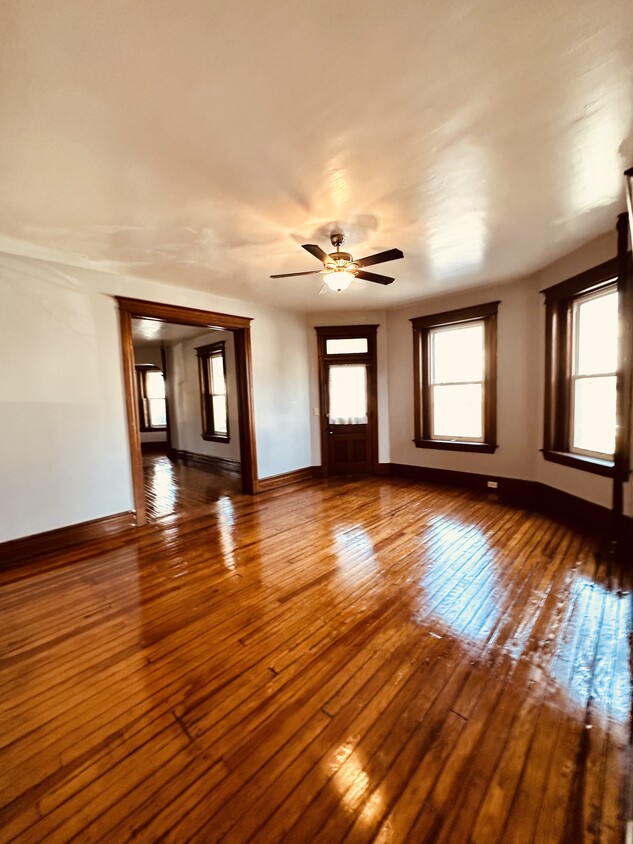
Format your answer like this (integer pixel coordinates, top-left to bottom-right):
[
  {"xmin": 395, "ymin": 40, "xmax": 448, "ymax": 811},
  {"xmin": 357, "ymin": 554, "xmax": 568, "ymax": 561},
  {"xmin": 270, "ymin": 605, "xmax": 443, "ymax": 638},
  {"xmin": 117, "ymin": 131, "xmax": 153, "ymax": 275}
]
[{"xmin": 316, "ymin": 326, "xmax": 378, "ymax": 476}]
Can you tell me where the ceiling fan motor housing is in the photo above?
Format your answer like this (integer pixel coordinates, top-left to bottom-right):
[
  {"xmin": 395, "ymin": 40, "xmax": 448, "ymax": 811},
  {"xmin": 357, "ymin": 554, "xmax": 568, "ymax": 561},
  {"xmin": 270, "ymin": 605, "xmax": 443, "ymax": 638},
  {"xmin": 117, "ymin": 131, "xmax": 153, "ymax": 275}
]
[{"xmin": 326, "ymin": 251, "xmax": 354, "ymax": 267}]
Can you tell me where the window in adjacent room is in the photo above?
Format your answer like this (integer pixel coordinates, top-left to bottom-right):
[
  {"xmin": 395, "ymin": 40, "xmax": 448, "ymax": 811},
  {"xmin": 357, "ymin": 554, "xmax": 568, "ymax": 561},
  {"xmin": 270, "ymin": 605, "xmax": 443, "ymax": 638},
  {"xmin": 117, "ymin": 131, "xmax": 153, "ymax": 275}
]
[
  {"xmin": 411, "ymin": 301, "xmax": 499, "ymax": 452},
  {"xmin": 542, "ymin": 259, "xmax": 618, "ymax": 475},
  {"xmin": 196, "ymin": 341, "xmax": 229, "ymax": 441},
  {"xmin": 135, "ymin": 365, "xmax": 167, "ymax": 431}
]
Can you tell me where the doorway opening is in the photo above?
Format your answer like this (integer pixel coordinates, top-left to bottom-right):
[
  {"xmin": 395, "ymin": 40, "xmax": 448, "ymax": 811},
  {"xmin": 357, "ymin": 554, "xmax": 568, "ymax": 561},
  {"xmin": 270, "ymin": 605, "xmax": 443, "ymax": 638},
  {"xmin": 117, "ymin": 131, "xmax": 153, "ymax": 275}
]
[
  {"xmin": 316, "ymin": 325, "xmax": 379, "ymax": 476},
  {"xmin": 117, "ymin": 297, "xmax": 258, "ymax": 526}
]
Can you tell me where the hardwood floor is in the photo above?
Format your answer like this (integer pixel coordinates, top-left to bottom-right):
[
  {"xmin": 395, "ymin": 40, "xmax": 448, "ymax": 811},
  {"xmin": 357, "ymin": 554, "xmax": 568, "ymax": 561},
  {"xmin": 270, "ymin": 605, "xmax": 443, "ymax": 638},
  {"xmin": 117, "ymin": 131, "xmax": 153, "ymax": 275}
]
[
  {"xmin": 143, "ymin": 452, "xmax": 241, "ymax": 521},
  {"xmin": 0, "ymin": 477, "xmax": 630, "ymax": 842}
]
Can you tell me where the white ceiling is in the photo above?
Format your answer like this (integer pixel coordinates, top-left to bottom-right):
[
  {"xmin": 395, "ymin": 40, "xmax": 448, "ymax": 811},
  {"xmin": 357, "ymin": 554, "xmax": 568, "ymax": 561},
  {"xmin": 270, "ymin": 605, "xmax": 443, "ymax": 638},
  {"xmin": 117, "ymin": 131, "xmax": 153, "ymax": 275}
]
[{"xmin": 1, "ymin": 0, "xmax": 632, "ymax": 312}]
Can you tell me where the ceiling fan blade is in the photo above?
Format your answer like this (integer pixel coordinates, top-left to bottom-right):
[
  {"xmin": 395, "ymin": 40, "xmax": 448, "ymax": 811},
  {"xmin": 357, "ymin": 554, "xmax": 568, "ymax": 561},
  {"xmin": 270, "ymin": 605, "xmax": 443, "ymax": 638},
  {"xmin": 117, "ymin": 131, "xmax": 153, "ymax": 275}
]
[
  {"xmin": 301, "ymin": 243, "xmax": 330, "ymax": 263},
  {"xmin": 354, "ymin": 248, "xmax": 404, "ymax": 269},
  {"xmin": 270, "ymin": 270, "xmax": 323, "ymax": 278},
  {"xmin": 355, "ymin": 270, "xmax": 395, "ymax": 286}
]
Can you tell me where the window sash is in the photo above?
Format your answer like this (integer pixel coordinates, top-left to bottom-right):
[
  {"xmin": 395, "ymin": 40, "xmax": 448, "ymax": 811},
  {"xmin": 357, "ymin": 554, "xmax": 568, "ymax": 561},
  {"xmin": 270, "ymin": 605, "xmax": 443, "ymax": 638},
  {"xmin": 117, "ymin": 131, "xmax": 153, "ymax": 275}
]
[{"xmin": 197, "ymin": 342, "xmax": 229, "ymax": 441}]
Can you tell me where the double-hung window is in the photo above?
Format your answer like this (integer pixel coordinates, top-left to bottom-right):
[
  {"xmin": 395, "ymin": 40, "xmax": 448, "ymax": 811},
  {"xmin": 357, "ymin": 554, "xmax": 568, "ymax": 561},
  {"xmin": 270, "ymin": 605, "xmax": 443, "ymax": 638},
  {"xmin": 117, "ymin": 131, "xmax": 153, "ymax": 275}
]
[
  {"xmin": 135, "ymin": 365, "xmax": 167, "ymax": 431},
  {"xmin": 196, "ymin": 341, "xmax": 229, "ymax": 442},
  {"xmin": 412, "ymin": 301, "xmax": 499, "ymax": 452},
  {"xmin": 543, "ymin": 260, "xmax": 618, "ymax": 475}
]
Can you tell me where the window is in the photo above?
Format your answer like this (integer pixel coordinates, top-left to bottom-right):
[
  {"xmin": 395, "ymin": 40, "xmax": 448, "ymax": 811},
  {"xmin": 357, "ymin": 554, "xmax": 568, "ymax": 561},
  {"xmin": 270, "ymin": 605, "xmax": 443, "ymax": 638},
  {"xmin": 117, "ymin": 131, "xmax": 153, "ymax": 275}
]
[
  {"xmin": 135, "ymin": 365, "xmax": 167, "ymax": 430},
  {"xmin": 196, "ymin": 341, "xmax": 229, "ymax": 441},
  {"xmin": 412, "ymin": 301, "xmax": 499, "ymax": 452},
  {"xmin": 543, "ymin": 259, "xmax": 618, "ymax": 475}
]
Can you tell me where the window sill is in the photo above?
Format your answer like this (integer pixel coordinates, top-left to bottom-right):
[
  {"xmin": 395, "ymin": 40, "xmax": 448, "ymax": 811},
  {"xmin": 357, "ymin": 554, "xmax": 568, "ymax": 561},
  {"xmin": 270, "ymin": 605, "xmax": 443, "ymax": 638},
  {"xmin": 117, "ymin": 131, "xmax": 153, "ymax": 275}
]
[
  {"xmin": 202, "ymin": 433, "xmax": 230, "ymax": 444},
  {"xmin": 414, "ymin": 439, "xmax": 498, "ymax": 454},
  {"xmin": 542, "ymin": 449, "xmax": 614, "ymax": 477}
]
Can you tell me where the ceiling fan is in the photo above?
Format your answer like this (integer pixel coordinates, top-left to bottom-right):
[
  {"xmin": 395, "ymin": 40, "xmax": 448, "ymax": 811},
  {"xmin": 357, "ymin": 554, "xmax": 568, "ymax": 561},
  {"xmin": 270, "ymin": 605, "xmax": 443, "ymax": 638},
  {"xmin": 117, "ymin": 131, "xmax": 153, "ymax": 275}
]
[{"xmin": 271, "ymin": 231, "xmax": 404, "ymax": 292}]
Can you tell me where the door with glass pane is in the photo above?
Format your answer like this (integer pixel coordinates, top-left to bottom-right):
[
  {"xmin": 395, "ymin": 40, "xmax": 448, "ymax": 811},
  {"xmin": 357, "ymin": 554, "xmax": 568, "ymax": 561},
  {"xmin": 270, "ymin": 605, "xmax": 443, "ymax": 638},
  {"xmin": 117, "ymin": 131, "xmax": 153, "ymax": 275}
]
[{"xmin": 316, "ymin": 326, "xmax": 378, "ymax": 476}]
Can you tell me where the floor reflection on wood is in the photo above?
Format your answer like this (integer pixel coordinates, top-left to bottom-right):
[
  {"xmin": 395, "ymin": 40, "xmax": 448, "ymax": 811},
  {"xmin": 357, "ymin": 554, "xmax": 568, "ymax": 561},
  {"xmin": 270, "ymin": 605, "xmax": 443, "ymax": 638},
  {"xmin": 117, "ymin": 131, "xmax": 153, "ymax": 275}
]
[
  {"xmin": 143, "ymin": 452, "xmax": 241, "ymax": 522},
  {"xmin": 0, "ymin": 477, "xmax": 630, "ymax": 842}
]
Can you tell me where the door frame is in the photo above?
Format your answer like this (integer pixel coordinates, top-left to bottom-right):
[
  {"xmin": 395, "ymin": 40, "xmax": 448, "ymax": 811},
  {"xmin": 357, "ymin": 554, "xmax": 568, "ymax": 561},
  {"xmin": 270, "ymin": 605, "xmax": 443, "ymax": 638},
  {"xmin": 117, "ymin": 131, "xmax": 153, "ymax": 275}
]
[
  {"xmin": 117, "ymin": 296, "xmax": 258, "ymax": 526},
  {"xmin": 315, "ymin": 325, "xmax": 379, "ymax": 476}
]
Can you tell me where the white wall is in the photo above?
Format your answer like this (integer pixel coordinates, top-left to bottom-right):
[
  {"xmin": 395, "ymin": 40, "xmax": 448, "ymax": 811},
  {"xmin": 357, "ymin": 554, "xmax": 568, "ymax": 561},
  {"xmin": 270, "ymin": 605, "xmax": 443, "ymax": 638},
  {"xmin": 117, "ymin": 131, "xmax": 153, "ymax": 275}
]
[
  {"xmin": 133, "ymin": 344, "xmax": 168, "ymax": 444},
  {"xmin": 0, "ymin": 252, "xmax": 312, "ymax": 542},
  {"xmin": 306, "ymin": 311, "xmax": 390, "ymax": 467},
  {"xmin": 169, "ymin": 330, "xmax": 241, "ymax": 463}
]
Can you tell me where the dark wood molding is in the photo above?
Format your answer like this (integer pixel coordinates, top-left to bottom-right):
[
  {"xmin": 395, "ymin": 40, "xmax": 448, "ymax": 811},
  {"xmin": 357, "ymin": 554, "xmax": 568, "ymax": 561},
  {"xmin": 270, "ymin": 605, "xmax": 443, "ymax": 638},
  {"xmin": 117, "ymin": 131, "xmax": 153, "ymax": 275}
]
[
  {"xmin": 160, "ymin": 345, "xmax": 174, "ymax": 454},
  {"xmin": 196, "ymin": 340, "xmax": 230, "ymax": 443},
  {"xmin": 540, "ymin": 258, "xmax": 619, "ymax": 301},
  {"xmin": 541, "ymin": 448, "xmax": 614, "ymax": 477},
  {"xmin": 119, "ymin": 307, "xmax": 147, "ymax": 525},
  {"xmin": 0, "ymin": 511, "xmax": 135, "ymax": 567},
  {"xmin": 257, "ymin": 466, "xmax": 318, "ymax": 492},
  {"xmin": 614, "ymin": 213, "xmax": 633, "ymax": 519},
  {"xmin": 542, "ymin": 255, "xmax": 623, "ymax": 475},
  {"xmin": 116, "ymin": 297, "xmax": 253, "ymax": 330},
  {"xmin": 140, "ymin": 440, "xmax": 168, "ymax": 454},
  {"xmin": 410, "ymin": 300, "xmax": 501, "ymax": 330},
  {"xmin": 173, "ymin": 449, "xmax": 241, "ymax": 475},
  {"xmin": 314, "ymin": 324, "xmax": 380, "ymax": 338},
  {"xmin": 412, "ymin": 301, "xmax": 498, "ymax": 451},
  {"xmin": 234, "ymin": 323, "xmax": 258, "ymax": 494},
  {"xmin": 413, "ymin": 439, "xmax": 498, "ymax": 454},
  {"xmin": 116, "ymin": 297, "xmax": 258, "ymax": 514}
]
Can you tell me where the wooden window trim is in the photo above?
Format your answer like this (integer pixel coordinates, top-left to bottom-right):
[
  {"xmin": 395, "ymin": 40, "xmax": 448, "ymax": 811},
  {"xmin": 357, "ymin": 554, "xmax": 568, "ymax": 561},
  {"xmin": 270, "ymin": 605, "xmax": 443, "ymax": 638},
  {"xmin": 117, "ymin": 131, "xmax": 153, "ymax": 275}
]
[
  {"xmin": 411, "ymin": 301, "xmax": 499, "ymax": 453},
  {"xmin": 135, "ymin": 365, "xmax": 167, "ymax": 432},
  {"xmin": 196, "ymin": 341, "xmax": 230, "ymax": 443},
  {"xmin": 542, "ymin": 259, "xmax": 618, "ymax": 476}
]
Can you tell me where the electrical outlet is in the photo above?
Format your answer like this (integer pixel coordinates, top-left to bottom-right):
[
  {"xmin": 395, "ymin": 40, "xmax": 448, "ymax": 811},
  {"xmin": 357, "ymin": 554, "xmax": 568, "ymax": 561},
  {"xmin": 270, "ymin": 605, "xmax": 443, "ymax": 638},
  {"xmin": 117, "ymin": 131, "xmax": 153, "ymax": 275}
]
[{"xmin": 487, "ymin": 480, "xmax": 498, "ymax": 489}]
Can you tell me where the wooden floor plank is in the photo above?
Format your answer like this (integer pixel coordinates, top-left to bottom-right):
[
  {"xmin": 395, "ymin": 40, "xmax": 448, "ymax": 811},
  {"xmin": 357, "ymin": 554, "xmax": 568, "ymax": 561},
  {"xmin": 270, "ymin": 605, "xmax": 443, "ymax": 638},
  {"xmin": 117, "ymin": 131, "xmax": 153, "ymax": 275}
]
[{"xmin": 0, "ymin": 463, "xmax": 629, "ymax": 843}]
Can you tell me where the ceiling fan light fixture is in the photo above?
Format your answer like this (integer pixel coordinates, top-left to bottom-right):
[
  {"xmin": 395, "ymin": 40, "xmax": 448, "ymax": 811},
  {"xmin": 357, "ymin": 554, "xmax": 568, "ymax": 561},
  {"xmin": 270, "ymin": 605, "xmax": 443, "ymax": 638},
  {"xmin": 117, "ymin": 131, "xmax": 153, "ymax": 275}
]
[{"xmin": 323, "ymin": 269, "xmax": 355, "ymax": 292}]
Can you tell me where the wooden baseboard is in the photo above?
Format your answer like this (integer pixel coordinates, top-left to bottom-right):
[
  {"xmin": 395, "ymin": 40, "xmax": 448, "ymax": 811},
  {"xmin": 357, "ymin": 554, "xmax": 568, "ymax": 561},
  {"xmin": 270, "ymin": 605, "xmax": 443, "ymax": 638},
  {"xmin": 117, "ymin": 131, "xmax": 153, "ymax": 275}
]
[
  {"xmin": 141, "ymin": 441, "xmax": 168, "ymax": 453},
  {"xmin": 0, "ymin": 511, "xmax": 136, "ymax": 567},
  {"xmin": 257, "ymin": 467, "xmax": 319, "ymax": 493},
  {"xmin": 173, "ymin": 449, "xmax": 241, "ymax": 475},
  {"xmin": 388, "ymin": 462, "xmax": 633, "ymax": 552}
]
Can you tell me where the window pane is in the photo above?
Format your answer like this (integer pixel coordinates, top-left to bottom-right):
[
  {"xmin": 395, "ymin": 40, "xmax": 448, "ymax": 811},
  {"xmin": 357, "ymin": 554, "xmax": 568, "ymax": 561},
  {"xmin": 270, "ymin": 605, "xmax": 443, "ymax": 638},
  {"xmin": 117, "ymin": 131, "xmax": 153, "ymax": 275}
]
[
  {"xmin": 210, "ymin": 354, "xmax": 226, "ymax": 394},
  {"xmin": 431, "ymin": 323, "xmax": 484, "ymax": 384},
  {"xmin": 432, "ymin": 383, "xmax": 483, "ymax": 439},
  {"xmin": 574, "ymin": 288, "xmax": 617, "ymax": 376},
  {"xmin": 212, "ymin": 395, "xmax": 228, "ymax": 434},
  {"xmin": 146, "ymin": 370, "xmax": 165, "ymax": 399},
  {"xmin": 328, "ymin": 365, "xmax": 367, "ymax": 424},
  {"xmin": 148, "ymin": 398, "xmax": 166, "ymax": 427},
  {"xmin": 572, "ymin": 375, "xmax": 616, "ymax": 456},
  {"xmin": 326, "ymin": 338, "xmax": 368, "ymax": 355}
]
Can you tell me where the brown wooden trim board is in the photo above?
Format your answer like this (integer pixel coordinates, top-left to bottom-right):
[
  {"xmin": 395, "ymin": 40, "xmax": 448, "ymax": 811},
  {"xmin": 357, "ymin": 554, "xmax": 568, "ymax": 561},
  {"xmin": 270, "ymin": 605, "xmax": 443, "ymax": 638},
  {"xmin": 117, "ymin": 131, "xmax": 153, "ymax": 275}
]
[{"xmin": 0, "ymin": 511, "xmax": 136, "ymax": 567}]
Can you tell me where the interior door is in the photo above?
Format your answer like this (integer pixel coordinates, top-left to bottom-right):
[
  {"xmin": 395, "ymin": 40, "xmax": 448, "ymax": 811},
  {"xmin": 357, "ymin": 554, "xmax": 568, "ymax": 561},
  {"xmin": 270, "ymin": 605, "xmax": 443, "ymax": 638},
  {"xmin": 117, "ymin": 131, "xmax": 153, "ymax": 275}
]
[{"xmin": 316, "ymin": 326, "xmax": 378, "ymax": 476}]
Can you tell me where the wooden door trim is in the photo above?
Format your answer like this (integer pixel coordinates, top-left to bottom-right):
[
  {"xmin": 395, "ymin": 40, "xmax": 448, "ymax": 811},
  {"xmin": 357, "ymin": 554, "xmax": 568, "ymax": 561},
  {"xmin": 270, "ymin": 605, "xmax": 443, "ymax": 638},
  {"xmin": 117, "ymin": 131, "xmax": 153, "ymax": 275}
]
[
  {"xmin": 315, "ymin": 325, "xmax": 379, "ymax": 477},
  {"xmin": 116, "ymin": 296, "xmax": 258, "ymax": 526}
]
